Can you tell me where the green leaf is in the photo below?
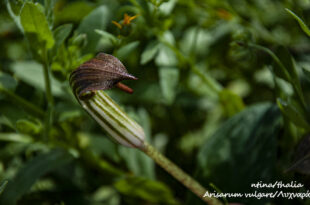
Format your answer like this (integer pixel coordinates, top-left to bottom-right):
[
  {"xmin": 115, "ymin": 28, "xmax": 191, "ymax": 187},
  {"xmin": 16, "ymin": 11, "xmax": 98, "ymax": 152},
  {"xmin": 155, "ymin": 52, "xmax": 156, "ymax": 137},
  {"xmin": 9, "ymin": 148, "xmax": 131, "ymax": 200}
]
[
  {"xmin": 115, "ymin": 41, "xmax": 140, "ymax": 61},
  {"xmin": 85, "ymin": 133, "xmax": 121, "ymax": 163},
  {"xmin": 140, "ymin": 41, "xmax": 160, "ymax": 65},
  {"xmin": 155, "ymin": 44, "xmax": 178, "ymax": 67},
  {"xmin": 0, "ymin": 149, "xmax": 73, "ymax": 205},
  {"xmin": 11, "ymin": 61, "xmax": 65, "ymax": 97},
  {"xmin": 114, "ymin": 177, "xmax": 178, "ymax": 204},
  {"xmin": 133, "ymin": 0, "xmax": 150, "ymax": 16},
  {"xmin": 6, "ymin": 0, "xmax": 23, "ymax": 32},
  {"xmin": 54, "ymin": 1, "xmax": 95, "ymax": 25},
  {"xmin": 277, "ymin": 98, "xmax": 309, "ymax": 129},
  {"xmin": 219, "ymin": 89, "xmax": 244, "ymax": 116},
  {"xmin": 119, "ymin": 147, "xmax": 155, "ymax": 179},
  {"xmin": 159, "ymin": 0, "xmax": 177, "ymax": 15},
  {"xmin": 302, "ymin": 65, "xmax": 310, "ymax": 81},
  {"xmin": 195, "ymin": 103, "xmax": 281, "ymax": 204},
  {"xmin": 273, "ymin": 47, "xmax": 304, "ymax": 107},
  {"xmin": 159, "ymin": 67, "xmax": 179, "ymax": 104},
  {"xmin": 180, "ymin": 27, "xmax": 211, "ymax": 56},
  {"xmin": 286, "ymin": 8, "xmax": 310, "ymax": 37},
  {"xmin": 77, "ymin": 5, "xmax": 110, "ymax": 53},
  {"xmin": 0, "ymin": 115, "xmax": 14, "ymax": 129},
  {"xmin": 95, "ymin": 29, "xmax": 119, "ymax": 45},
  {"xmin": 92, "ymin": 186, "xmax": 120, "ymax": 204},
  {"xmin": 287, "ymin": 134, "xmax": 310, "ymax": 174},
  {"xmin": 0, "ymin": 72, "xmax": 17, "ymax": 92},
  {"xmin": 0, "ymin": 133, "xmax": 33, "ymax": 143},
  {"xmin": 0, "ymin": 102, "xmax": 28, "ymax": 129},
  {"xmin": 52, "ymin": 24, "xmax": 73, "ymax": 54},
  {"xmin": 44, "ymin": 0, "xmax": 57, "ymax": 29},
  {"xmin": 274, "ymin": 47, "xmax": 298, "ymax": 83},
  {"xmin": 0, "ymin": 181, "xmax": 8, "ymax": 196},
  {"xmin": 248, "ymin": 44, "xmax": 291, "ymax": 83},
  {"xmin": 20, "ymin": 2, "xmax": 55, "ymax": 50},
  {"xmin": 16, "ymin": 119, "xmax": 42, "ymax": 135}
]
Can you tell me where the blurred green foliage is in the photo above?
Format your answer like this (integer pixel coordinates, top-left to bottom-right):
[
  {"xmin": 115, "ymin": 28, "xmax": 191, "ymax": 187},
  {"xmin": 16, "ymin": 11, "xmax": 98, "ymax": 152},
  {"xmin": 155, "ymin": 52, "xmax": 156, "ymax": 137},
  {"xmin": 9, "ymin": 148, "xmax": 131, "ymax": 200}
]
[{"xmin": 1, "ymin": 0, "xmax": 310, "ymax": 204}]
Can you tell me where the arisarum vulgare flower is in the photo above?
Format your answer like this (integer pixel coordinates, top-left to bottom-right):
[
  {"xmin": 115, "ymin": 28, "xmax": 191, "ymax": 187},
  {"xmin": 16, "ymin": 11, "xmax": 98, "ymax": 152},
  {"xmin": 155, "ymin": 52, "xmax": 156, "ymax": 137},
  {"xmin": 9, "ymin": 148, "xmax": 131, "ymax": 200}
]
[
  {"xmin": 70, "ymin": 53, "xmax": 145, "ymax": 148},
  {"xmin": 69, "ymin": 53, "xmax": 222, "ymax": 205}
]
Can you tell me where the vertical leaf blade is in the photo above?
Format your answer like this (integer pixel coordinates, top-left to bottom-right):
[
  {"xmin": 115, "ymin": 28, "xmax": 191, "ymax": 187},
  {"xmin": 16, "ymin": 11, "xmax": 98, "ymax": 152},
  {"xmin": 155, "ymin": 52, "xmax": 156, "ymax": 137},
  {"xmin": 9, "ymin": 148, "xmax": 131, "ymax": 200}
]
[
  {"xmin": 159, "ymin": 67, "xmax": 179, "ymax": 104},
  {"xmin": 286, "ymin": 8, "xmax": 310, "ymax": 37},
  {"xmin": 20, "ymin": 2, "xmax": 55, "ymax": 49},
  {"xmin": 0, "ymin": 149, "xmax": 73, "ymax": 205},
  {"xmin": 77, "ymin": 6, "xmax": 110, "ymax": 53},
  {"xmin": 194, "ymin": 103, "xmax": 281, "ymax": 204}
]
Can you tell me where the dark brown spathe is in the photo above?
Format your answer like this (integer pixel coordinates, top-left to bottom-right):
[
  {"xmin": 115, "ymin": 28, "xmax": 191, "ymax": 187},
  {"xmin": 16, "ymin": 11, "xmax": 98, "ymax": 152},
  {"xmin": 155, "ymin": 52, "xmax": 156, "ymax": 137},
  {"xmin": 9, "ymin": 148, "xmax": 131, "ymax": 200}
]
[{"xmin": 70, "ymin": 53, "xmax": 137, "ymax": 98}]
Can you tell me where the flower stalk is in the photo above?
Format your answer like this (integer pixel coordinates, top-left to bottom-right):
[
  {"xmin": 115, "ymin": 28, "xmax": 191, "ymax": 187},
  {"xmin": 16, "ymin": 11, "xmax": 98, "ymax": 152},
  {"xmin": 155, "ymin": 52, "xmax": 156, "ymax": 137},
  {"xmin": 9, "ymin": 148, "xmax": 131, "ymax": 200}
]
[{"xmin": 142, "ymin": 141, "xmax": 222, "ymax": 205}]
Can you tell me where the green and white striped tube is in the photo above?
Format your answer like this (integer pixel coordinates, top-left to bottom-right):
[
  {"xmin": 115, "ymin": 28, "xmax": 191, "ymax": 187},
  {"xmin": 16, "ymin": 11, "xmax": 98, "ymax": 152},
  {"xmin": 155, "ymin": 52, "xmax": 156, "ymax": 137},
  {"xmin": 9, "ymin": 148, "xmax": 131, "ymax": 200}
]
[{"xmin": 78, "ymin": 90, "xmax": 145, "ymax": 149}]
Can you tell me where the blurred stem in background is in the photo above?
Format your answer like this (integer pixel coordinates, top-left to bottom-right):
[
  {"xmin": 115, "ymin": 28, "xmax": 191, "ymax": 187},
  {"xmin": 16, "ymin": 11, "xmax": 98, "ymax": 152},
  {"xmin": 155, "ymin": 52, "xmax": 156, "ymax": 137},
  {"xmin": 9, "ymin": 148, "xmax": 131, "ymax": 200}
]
[
  {"xmin": 247, "ymin": 43, "xmax": 307, "ymax": 113},
  {"xmin": 161, "ymin": 39, "xmax": 223, "ymax": 95},
  {"xmin": 42, "ymin": 48, "xmax": 54, "ymax": 140},
  {"xmin": 0, "ymin": 87, "xmax": 44, "ymax": 118}
]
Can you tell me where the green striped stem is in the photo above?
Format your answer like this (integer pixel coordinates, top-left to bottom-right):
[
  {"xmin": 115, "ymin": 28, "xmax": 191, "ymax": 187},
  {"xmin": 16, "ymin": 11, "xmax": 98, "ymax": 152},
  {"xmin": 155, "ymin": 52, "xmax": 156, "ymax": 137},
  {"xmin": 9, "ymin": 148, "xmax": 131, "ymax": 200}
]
[
  {"xmin": 77, "ymin": 90, "xmax": 222, "ymax": 205},
  {"xmin": 142, "ymin": 142, "xmax": 223, "ymax": 205}
]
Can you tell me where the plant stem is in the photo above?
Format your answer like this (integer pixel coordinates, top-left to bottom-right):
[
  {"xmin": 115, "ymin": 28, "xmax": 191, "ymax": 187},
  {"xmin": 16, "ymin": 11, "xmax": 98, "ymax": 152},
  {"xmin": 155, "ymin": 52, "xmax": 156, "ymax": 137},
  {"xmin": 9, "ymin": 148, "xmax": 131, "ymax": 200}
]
[
  {"xmin": 191, "ymin": 64, "xmax": 222, "ymax": 94},
  {"xmin": 248, "ymin": 43, "xmax": 291, "ymax": 82},
  {"xmin": 248, "ymin": 43, "xmax": 308, "ymax": 113},
  {"xmin": 161, "ymin": 40, "xmax": 222, "ymax": 95},
  {"xmin": 141, "ymin": 142, "xmax": 223, "ymax": 205},
  {"xmin": 43, "ymin": 52, "xmax": 54, "ymax": 106},
  {"xmin": 42, "ymin": 50, "xmax": 54, "ymax": 139},
  {"xmin": 0, "ymin": 88, "xmax": 44, "ymax": 118},
  {"xmin": 79, "ymin": 149, "xmax": 126, "ymax": 177}
]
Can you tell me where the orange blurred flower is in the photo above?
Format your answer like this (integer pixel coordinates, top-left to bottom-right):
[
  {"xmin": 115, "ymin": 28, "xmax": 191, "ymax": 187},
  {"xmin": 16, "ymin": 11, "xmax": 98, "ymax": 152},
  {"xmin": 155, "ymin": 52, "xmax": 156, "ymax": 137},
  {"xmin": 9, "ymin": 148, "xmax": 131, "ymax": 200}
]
[
  {"xmin": 112, "ymin": 21, "xmax": 122, "ymax": 29},
  {"xmin": 123, "ymin": 13, "xmax": 138, "ymax": 25},
  {"xmin": 112, "ymin": 13, "xmax": 139, "ymax": 29}
]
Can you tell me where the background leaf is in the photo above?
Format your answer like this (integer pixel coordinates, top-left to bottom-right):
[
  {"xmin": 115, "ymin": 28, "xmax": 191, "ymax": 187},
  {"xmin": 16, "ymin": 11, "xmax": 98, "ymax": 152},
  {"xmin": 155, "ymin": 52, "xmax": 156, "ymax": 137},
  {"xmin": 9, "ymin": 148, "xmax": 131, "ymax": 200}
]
[
  {"xmin": 20, "ymin": 2, "xmax": 55, "ymax": 50},
  {"xmin": 219, "ymin": 89, "xmax": 244, "ymax": 116},
  {"xmin": 77, "ymin": 6, "xmax": 110, "ymax": 53},
  {"xmin": 286, "ymin": 8, "xmax": 310, "ymax": 37},
  {"xmin": 0, "ymin": 133, "xmax": 33, "ymax": 143},
  {"xmin": 302, "ymin": 65, "xmax": 310, "ymax": 81},
  {"xmin": 140, "ymin": 41, "xmax": 160, "ymax": 65},
  {"xmin": 114, "ymin": 177, "xmax": 178, "ymax": 205},
  {"xmin": 0, "ymin": 181, "xmax": 8, "ymax": 196},
  {"xmin": 0, "ymin": 72, "xmax": 17, "ymax": 99},
  {"xmin": 52, "ymin": 24, "xmax": 73, "ymax": 55},
  {"xmin": 277, "ymin": 98, "xmax": 309, "ymax": 129},
  {"xmin": 44, "ymin": 0, "xmax": 57, "ymax": 29},
  {"xmin": 194, "ymin": 103, "xmax": 281, "ymax": 204},
  {"xmin": 287, "ymin": 134, "xmax": 310, "ymax": 174},
  {"xmin": 11, "ymin": 61, "xmax": 66, "ymax": 97},
  {"xmin": 0, "ymin": 149, "xmax": 73, "ymax": 205},
  {"xmin": 115, "ymin": 41, "xmax": 140, "ymax": 61},
  {"xmin": 159, "ymin": 67, "xmax": 179, "ymax": 104}
]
